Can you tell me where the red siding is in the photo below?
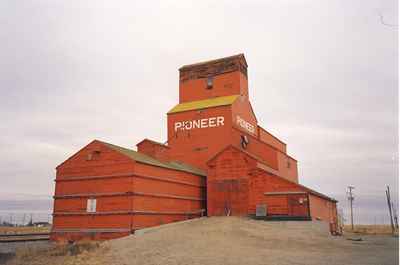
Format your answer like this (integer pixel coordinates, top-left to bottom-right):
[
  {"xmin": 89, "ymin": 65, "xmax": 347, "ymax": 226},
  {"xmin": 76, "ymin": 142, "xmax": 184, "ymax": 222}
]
[
  {"xmin": 309, "ymin": 194, "xmax": 338, "ymax": 222},
  {"xmin": 179, "ymin": 61, "xmax": 248, "ymax": 103},
  {"xmin": 52, "ymin": 141, "xmax": 205, "ymax": 241},
  {"xmin": 231, "ymin": 127, "xmax": 279, "ymax": 170},
  {"xmin": 53, "ymin": 54, "xmax": 338, "ymax": 241},
  {"xmin": 167, "ymin": 105, "xmax": 233, "ymax": 170},
  {"xmin": 207, "ymin": 146, "xmax": 254, "ymax": 216},
  {"xmin": 136, "ymin": 139, "xmax": 170, "ymax": 162},
  {"xmin": 258, "ymin": 126, "xmax": 287, "ymax": 153},
  {"xmin": 276, "ymin": 152, "xmax": 298, "ymax": 183},
  {"xmin": 248, "ymin": 170, "xmax": 305, "ymax": 214},
  {"xmin": 206, "ymin": 145, "xmax": 337, "ymax": 233}
]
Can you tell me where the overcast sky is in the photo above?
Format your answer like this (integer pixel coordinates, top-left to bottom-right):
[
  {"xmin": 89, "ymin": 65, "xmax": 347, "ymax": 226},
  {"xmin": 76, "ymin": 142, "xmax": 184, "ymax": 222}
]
[{"xmin": 0, "ymin": 0, "xmax": 398, "ymax": 224}]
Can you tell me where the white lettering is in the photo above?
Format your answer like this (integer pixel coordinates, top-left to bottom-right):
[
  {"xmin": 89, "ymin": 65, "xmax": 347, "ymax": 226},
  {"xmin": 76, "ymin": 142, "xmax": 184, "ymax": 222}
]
[
  {"xmin": 185, "ymin": 121, "xmax": 192, "ymax": 130},
  {"xmin": 175, "ymin": 122, "xmax": 183, "ymax": 131},
  {"xmin": 209, "ymin": 117, "xmax": 216, "ymax": 127},
  {"xmin": 217, "ymin": 117, "xmax": 224, "ymax": 126},
  {"xmin": 174, "ymin": 116, "xmax": 225, "ymax": 132},
  {"xmin": 201, "ymin": 119, "xmax": 208, "ymax": 128},
  {"xmin": 236, "ymin": 116, "xmax": 255, "ymax": 134},
  {"xmin": 193, "ymin": 120, "xmax": 200, "ymax": 129}
]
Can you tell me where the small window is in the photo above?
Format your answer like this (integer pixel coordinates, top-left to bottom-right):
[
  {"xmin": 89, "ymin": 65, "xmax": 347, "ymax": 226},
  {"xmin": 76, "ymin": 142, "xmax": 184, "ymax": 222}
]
[
  {"xmin": 287, "ymin": 160, "xmax": 291, "ymax": 168},
  {"xmin": 206, "ymin": 76, "xmax": 213, "ymax": 89},
  {"xmin": 86, "ymin": 150, "xmax": 101, "ymax": 161},
  {"xmin": 87, "ymin": 198, "xmax": 97, "ymax": 213}
]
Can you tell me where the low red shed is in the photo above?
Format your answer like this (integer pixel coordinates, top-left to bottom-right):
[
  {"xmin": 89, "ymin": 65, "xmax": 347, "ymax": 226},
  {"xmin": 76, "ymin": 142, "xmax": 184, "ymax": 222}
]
[{"xmin": 52, "ymin": 140, "xmax": 205, "ymax": 241}]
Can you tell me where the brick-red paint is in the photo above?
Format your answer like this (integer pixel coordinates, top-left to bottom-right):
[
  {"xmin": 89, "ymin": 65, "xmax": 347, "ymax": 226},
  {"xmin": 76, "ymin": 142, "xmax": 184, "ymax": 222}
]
[
  {"xmin": 52, "ymin": 54, "xmax": 338, "ymax": 240},
  {"xmin": 207, "ymin": 145, "xmax": 337, "ymax": 232},
  {"xmin": 52, "ymin": 140, "xmax": 205, "ymax": 241}
]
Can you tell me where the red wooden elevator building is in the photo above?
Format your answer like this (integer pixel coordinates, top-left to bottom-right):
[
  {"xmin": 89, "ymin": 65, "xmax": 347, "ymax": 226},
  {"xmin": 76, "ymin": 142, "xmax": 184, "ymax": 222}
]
[{"xmin": 52, "ymin": 54, "xmax": 338, "ymax": 241}]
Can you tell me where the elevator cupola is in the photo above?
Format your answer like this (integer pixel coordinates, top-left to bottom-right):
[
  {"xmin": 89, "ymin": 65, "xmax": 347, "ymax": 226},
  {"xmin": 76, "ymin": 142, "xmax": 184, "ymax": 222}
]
[{"xmin": 178, "ymin": 54, "xmax": 248, "ymax": 103}]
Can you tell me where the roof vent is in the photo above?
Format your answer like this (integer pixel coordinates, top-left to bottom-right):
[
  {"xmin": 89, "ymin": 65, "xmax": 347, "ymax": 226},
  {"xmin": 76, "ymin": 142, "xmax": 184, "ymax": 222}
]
[{"xmin": 86, "ymin": 150, "xmax": 101, "ymax": 161}]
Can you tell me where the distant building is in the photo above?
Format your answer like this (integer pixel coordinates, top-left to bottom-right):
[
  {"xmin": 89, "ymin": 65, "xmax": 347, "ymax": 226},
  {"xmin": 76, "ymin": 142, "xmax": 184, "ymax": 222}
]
[{"xmin": 51, "ymin": 54, "xmax": 338, "ymax": 241}]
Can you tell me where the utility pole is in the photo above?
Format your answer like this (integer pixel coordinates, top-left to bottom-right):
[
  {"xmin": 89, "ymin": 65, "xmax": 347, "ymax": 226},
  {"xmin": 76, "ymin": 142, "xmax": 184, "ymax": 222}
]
[
  {"xmin": 391, "ymin": 201, "xmax": 398, "ymax": 229},
  {"xmin": 347, "ymin": 186, "xmax": 355, "ymax": 230},
  {"xmin": 385, "ymin": 186, "xmax": 395, "ymax": 234}
]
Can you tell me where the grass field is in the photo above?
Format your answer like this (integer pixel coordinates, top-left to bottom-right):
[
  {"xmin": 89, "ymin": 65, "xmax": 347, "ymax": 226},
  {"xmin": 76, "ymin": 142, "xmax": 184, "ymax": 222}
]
[
  {"xmin": 344, "ymin": 225, "xmax": 398, "ymax": 235},
  {"xmin": 0, "ymin": 226, "xmax": 51, "ymax": 235}
]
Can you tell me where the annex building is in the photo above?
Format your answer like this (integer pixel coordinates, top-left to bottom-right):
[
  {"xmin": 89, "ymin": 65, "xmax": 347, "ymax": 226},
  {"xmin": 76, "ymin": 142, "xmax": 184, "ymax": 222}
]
[{"xmin": 51, "ymin": 54, "xmax": 338, "ymax": 241}]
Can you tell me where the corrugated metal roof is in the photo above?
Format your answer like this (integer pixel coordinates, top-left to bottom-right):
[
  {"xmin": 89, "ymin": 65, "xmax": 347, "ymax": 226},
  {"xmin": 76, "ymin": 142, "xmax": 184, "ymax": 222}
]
[
  {"xmin": 168, "ymin": 95, "xmax": 239, "ymax": 114},
  {"xmin": 101, "ymin": 141, "xmax": 205, "ymax": 176}
]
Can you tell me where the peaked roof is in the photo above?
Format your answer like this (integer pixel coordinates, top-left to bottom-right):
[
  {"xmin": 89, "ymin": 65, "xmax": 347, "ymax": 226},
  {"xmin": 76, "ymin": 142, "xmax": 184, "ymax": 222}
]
[
  {"xmin": 168, "ymin": 95, "xmax": 239, "ymax": 114},
  {"xmin": 100, "ymin": 141, "xmax": 205, "ymax": 176},
  {"xmin": 207, "ymin": 145, "xmax": 337, "ymax": 203},
  {"xmin": 136, "ymin": 138, "xmax": 169, "ymax": 148}
]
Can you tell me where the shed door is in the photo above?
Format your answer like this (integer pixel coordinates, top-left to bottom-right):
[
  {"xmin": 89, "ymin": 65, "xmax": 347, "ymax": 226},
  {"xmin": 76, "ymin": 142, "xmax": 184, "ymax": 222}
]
[{"xmin": 288, "ymin": 194, "xmax": 309, "ymax": 217}]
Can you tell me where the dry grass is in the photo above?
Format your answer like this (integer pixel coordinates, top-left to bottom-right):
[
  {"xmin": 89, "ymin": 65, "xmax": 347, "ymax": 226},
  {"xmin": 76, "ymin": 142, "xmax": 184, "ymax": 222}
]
[
  {"xmin": 344, "ymin": 224, "xmax": 397, "ymax": 235},
  {"xmin": 0, "ymin": 226, "xmax": 51, "ymax": 235},
  {"xmin": 6, "ymin": 241, "xmax": 107, "ymax": 265}
]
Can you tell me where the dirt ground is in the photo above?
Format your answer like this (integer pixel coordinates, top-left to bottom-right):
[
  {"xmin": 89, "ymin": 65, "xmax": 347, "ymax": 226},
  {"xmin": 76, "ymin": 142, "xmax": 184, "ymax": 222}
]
[{"xmin": 3, "ymin": 217, "xmax": 399, "ymax": 265}]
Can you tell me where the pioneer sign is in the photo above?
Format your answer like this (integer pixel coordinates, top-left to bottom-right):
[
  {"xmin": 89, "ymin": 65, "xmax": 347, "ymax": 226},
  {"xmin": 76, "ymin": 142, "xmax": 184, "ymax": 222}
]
[
  {"xmin": 236, "ymin": 115, "xmax": 256, "ymax": 135},
  {"xmin": 174, "ymin": 116, "xmax": 225, "ymax": 131}
]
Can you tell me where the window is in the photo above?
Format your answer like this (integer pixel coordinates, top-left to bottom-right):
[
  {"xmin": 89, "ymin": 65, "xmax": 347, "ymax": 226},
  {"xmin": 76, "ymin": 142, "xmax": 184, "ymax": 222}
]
[
  {"xmin": 87, "ymin": 198, "xmax": 97, "ymax": 213},
  {"xmin": 86, "ymin": 150, "xmax": 101, "ymax": 161},
  {"xmin": 206, "ymin": 76, "xmax": 213, "ymax": 89}
]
